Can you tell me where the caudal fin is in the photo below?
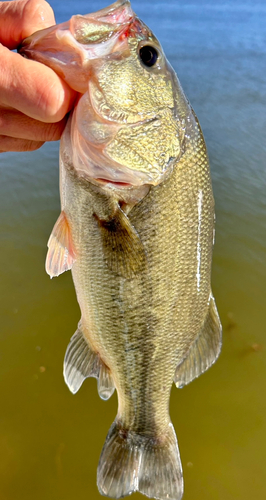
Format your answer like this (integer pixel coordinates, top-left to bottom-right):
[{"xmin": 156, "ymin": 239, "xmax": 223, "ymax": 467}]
[{"xmin": 97, "ymin": 420, "xmax": 183, "ymax": 500}]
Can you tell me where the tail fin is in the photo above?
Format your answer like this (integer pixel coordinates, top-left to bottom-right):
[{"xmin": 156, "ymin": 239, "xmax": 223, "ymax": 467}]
[{"xmin": 97, "ymin": 420, "xmax": 183, "ymax": 500}]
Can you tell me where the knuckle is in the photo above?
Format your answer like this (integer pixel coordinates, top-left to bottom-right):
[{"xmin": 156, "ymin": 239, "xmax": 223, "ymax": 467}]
[{"xmin": 43, "ymin": 121, "xmax": 66, "ymax": 141}]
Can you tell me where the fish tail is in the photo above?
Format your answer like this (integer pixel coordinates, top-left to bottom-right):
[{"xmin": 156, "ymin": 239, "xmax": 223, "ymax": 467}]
[{"xmin": 97, "ymin": 419, "xmax": 183, "ymax": 500}]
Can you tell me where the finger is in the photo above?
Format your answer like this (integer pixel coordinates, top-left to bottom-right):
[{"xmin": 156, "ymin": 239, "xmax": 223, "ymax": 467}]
[
  {"xmin": 0, "ymin": 45, "xmax": 77, "ymax": 123},
  {"xmin": 0, "ymin": 108, "xmax": 67, "ymax": 141},
  {"xmin": 0, "ymin": 0, "xmax": 55, "ymax": 49},
  {"xmin": 0, "ymin": 135, "xmax": 44, "ymax": 152}
]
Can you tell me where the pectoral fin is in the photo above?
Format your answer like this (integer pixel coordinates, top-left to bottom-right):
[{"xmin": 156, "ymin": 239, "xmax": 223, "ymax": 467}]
[
  {"xmin": 45, "ymin": 211, "xmax": 76, "ymax": 278},
  {"xmin": 174, "ymin": 294, "xmax": 222, "ymax": 388},
  {"xmin": 64, "ymin": 323, "xmax": 115, "ymax": 400},
  {"xmin": 94, "ymin": 206, "xmax": 146, "ymax": 279}
]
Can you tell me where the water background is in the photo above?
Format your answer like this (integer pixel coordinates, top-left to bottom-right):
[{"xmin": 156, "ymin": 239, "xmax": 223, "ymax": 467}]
[{"xmin": 0, "ymin": 0, "xmax": 265, "ymax": 499}]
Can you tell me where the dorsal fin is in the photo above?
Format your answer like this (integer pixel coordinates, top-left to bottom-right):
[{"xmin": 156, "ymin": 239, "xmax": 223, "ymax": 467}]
[
  {"xmin": 94, "ymin": 206, "xmax": 146, "ymax": 279},
  {"xmin": 45, "ymin": 211, "xmax": 76, "ymax": 278},
  {"xmin": 64, "ymin": 323, "xmax": 115, "ymax": 400},
  {"xmin": 174, "ymin": 294, "xmax": 222, "ymax": 388}
]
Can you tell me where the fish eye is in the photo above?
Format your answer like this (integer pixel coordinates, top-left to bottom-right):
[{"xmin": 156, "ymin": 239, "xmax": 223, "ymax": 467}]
[{"xmin": 139, "ymin": 45, "xmax": 158, "ymax": 67}]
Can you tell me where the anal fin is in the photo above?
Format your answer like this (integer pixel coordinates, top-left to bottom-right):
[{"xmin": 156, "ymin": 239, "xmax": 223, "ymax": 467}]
[
  {"xmin": 63, "ymin": 323, "xmax": 115, "ymax": 400},
  {"xmin": 174, "ymin": 293, "xmax": 222, "ymax": 388},
  {"xmin": 94, "ymin": 206, "xmax": 146, "ymax": 279},
  {"xmin": 45, "ymin": 210, "xmax": 76, "ymax": 278}
]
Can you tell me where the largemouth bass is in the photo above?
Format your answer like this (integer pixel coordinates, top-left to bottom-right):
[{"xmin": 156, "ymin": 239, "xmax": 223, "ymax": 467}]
[{"xmin": 19, "ymin": 1, "xmax": 222, "ymax": 499}]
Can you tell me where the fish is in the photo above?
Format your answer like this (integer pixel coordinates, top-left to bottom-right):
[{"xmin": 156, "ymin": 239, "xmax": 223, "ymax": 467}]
[{"xmin": 19, "ymin": 1, "xmax": 222, "ymax": 499}]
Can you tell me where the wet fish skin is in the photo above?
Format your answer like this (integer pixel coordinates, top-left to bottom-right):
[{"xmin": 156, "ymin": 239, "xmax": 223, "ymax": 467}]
[{"xmin": 19, "ymin": 1, "xmax": 222, "ymax": 499}]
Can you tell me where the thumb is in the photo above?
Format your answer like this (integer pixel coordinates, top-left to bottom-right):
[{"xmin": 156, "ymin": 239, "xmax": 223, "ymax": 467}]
[{"xmin": 0, "ymin": 0, "xmax": 56, "ymax": 49}]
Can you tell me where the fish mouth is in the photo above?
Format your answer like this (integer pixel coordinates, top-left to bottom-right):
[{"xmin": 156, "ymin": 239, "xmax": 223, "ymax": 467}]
[
  {"xmin": 91, "ymin": 175, "xmax": 151, "ymax": 204},
  {"xmin": 95, "ymin": 178, "xmax": 133, "ymax": 188}
]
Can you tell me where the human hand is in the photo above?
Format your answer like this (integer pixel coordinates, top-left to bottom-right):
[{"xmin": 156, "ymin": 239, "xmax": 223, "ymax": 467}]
[{"xmin": 0, "ymin": 0, "xmax": 77, "ymax": 153}]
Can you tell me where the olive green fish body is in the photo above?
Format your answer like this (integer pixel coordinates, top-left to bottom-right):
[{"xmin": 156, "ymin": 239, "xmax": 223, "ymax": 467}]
[
  {"xmin": 19, "ymin": 1, "xmax": 222, "ymax": 499},
  {"xmin": 59, "ymin": 104, "xmax": 219, "ymax": 473}
]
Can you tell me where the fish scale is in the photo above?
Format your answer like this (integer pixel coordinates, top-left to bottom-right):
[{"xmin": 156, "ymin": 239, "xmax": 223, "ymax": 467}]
[{"xmin": 19, "ymin": 1, "xmax": 222, "ymax": 499}]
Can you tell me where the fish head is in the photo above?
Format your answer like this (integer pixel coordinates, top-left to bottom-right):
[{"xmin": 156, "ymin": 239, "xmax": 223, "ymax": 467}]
[{"xmin": 20, "ymin": 0, "xmax": 191, "ymax": 191}]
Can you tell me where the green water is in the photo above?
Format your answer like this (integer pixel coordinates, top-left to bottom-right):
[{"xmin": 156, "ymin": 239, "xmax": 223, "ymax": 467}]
[
  {"xmin": 0, "ymin": 143, "xmax": 265, "ymax": 500},
  {"xmin": 1, "ymin": 0, "xmax": 266, "ymax": 498}
]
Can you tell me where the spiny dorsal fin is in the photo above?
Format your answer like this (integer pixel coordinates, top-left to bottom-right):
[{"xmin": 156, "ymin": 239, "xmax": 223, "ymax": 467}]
[
  {"xmin": 45, "ymin": 211, "xmax": 76, "ymax": 278},
  {"xmin": 64, "ymin": 324, "xmax": 115, "ymax": 400},
  {"xmin": 94, "ymin": 206, "xmax": 146, "ymax": 279},
  {"xmin": 174, "ymin": 294, "xmax": 222, "ymax": 388}
]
